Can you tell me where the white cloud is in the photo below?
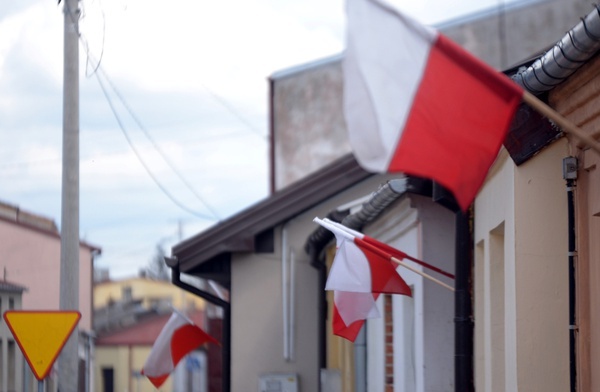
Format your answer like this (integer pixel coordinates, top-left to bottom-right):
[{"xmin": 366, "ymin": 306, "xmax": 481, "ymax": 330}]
[{"xmin": 1, "ymin": 0, "xmax": 516, "ymax": 279}]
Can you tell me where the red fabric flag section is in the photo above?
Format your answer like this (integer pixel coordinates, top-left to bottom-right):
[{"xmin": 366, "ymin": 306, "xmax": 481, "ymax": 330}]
[
  {"xmin": 343, "ymin": 0, "xmax": 523, "ymax": 211},
  {"xmin": 142, "ymin": 312, "xmax": 218, "ymax": 388}
]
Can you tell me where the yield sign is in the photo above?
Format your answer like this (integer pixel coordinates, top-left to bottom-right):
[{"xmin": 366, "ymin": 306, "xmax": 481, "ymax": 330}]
[{"xmin": 3, "ymin": 310, "xmax": 81, "ymax": 380}]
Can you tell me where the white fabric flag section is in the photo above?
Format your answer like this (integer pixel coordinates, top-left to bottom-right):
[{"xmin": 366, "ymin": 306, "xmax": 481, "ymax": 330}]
[
  {"xmin": 314, "ymin": 218, "xmax": 369, "ymax": 292},
  {"xmin": 142, "ymin": 311, "xmax": 218, "ymax": 388},
  {"xmin": 334, "ymin": 290, "xmax": 380, "ymax": 325}
]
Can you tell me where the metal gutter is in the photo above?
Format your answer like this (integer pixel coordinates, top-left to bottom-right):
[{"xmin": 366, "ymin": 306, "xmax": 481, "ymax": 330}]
[
  {"xmin": 512, "ymin": 6, "xmax": 600, "ymax": 94},
  {"xmin": 305, "ymin": 177, "xmax": 433, "ymax": 260}
]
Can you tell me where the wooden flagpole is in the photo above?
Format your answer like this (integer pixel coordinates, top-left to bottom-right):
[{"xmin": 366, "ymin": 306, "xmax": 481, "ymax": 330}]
[
  {"xmin": 316, "ymin": 217, "xmax": 455, "ymax": 292},
  {"xmin": 391, "ymin": 256, "xmax": 455, "ymax": 292},
  {"xmin": 522, "ymin": 91, "xmax": 600, "ymax": 154}
]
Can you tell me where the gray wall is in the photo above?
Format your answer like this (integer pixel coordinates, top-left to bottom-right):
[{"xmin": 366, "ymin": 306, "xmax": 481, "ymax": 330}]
[{"xmin": 270, "ymin": 57, "xmax": 351, "ymax": 192}]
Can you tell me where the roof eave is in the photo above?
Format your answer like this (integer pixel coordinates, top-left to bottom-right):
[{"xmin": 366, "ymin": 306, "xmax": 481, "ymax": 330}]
[{"xmin": 171, "ymin": 154, "xmax": 372, "ymax": 273}]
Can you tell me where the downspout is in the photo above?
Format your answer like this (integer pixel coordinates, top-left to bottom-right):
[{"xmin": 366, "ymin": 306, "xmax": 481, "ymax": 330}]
[
  {"xmin": 308, "ymin": 245, "xmax": 328, "ymax": 391},
  {"xmin": 509, "ymin": 4, "xmax": 600, "ymax": 388},
  {"xmin": 282, "ymin": 223, "xmax": 296, "ymax": 362},
  {"xmin": 564, "ymin": 156, "xmax": 578, "ymax": 392},
  {"xmin": 454, "ymin": 210, "xmax": 473, "ymax": 392},
  {"xmin": 306, "ymin": 209, "xmax": 348, "ymax": 390},
  {"xmin": 169, "ymin": 264, "xmax": 231, "ymax": 392}
]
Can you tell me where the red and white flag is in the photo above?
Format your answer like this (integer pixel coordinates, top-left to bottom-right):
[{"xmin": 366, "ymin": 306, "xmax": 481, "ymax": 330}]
[
  {"xmin": 324, "ymin": 218, "xmax": 454, "ymax": 279},
  {"xmin": 142, "ymin": 312, "xmax": 218, "ymax": 388},
  {"xmin": 315, "ymin": 217, "xmax": 411, "ymax": 341},
  {"xmin": 343, "ymin": 0, "xmax": 523, "ymax": 211}
]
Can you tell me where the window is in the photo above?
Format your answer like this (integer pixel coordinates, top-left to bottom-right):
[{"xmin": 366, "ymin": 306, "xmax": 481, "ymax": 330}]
[
  {"xmin": 8, "ymin": 339, "xmax": 15, "ymax": 391},
  {"xmin": 122, "ymin": 286, "xmax": 132, "ymax": 302},
  {"xmin": 102, "ymin": 367, "xmax": 114, "ymax": 392}
]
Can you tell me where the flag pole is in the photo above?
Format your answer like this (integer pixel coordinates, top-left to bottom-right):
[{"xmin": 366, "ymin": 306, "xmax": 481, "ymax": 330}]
[
  {"xmin": 169, "ymin": 305, "xmax": 195, "ymax": 325},
  {"xmin": 315, "ymin": 217, "xmax": 454, "ymax": 292},
  {"xmin": 391, "ymin": 257, "xmax": 455, "ymax": 292},
  {"xmin": 522, "ymin": 91, "xmax": 600, "ymax": 153},
  {"xmin": 323, "ymin": 218, "xmax": 455, "ymax": 279}
]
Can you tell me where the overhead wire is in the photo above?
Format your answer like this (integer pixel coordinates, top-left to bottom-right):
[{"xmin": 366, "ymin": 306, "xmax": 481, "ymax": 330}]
[
  {"xmin": 198, "ymin": 82, "xmax": 268, "ymax": 140},
  {"xmin": 65, "ymin": 2, "xmax": 274, "ymax": 220},
  {"xmin": 79, "ymin": 0, "xmax": 105, "ymax": 78},
  {"xmin": 93, "ymin": 72, "xmax": 218, "ymax": 220},
  {"xmin": 94, "ymin": 65, "xmax": 222, "ymax": 220}
]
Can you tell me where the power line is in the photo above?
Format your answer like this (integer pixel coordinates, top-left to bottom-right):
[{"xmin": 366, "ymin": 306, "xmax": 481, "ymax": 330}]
[
  {"xmin": 199, "ymin": 82, "xmax": 268, "ymax": 140},
  {"xmin": 95, "ymin": 66, "xmax": 222, "ymax": 220},
  {"xmin": 93, "ymin": 70, "xmax": 218, "ymax": 221},
  {"xmin": 55, "ymin": 1, "xmax": 271, "ymax": 222},
  {"xmin": 64, "ymin": 3, "xmax": 222, "ymax": 221}
]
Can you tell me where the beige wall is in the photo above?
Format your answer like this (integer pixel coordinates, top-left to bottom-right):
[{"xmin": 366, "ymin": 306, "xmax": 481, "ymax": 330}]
[
  {"xmin": 94, "ymin": 277, "xmax": 205, "ymax": 311},
  {"xmin": 548, "ymin": 53, "xmax": 600, "ymax": 392},
  {"xmin": 475, "ymin": 139, "xmax": 570, "ymax": 391}
]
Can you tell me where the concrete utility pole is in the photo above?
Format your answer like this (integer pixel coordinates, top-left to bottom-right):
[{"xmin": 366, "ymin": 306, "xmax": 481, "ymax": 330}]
[{"xmin": 58, "ymin": 0, "xmax": 80, "ymax": 390}]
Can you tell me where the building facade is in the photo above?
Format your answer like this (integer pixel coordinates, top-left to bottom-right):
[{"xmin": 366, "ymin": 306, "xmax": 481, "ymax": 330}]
[
  {"xmin": 169, "ymin": 1, "xmax": 600, "ymax": 391},
  {"xmin": 0, "ymin": 201, "xmax": 99, "ymax": 391},
  {"xmin": 95, "ymin": 310, "xmax": 210, "ymax": 392}
]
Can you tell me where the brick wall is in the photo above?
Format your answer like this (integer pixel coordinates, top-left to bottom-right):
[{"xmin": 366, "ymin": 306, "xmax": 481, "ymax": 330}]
[{"xmin": 385, "ymin": 295, "xmax": 394, "ymax": 392}]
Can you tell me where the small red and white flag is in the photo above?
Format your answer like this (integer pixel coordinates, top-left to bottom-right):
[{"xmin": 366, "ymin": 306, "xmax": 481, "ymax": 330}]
[
  {"xmin": 343, "ymin": 0, "xmax": 523, "ymax": 211},
  {"xmin": 142, "ymin": 312, "xmax": 218, "ymax": 388},
  {"xmin": 315, "ymin": 217, "xmax": 411, "ymax": 341},
  {"xmin": 319, "ymin": 218, "xmax": 411, "ymax": 296},
  {"xmin": 324, "ymin": 218, "xmax": 454, "ymax": 279}
]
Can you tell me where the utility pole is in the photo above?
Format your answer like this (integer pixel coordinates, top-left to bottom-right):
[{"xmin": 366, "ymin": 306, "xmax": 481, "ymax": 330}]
[{"xmin": 58, "ymin": 0, "xmax": 80, "ymax": 390}]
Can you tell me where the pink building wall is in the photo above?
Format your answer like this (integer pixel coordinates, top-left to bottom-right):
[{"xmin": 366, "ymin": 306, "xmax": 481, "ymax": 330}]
[{"xmin": 0, "ymin": 213, "xmax": 98, "ymax": 331}]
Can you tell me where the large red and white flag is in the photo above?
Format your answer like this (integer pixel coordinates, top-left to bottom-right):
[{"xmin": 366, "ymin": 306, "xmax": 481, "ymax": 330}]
[
  {"xmin": 142, "ymin": 312, "xmax": 218, "ymax": 388},
  {"xmin": 344, "ymin": 0, "xmax": 523, "ymax": 211},
  {"xmin": 315, "ymin": 217, "xmax": 411, "ymax": 341}
]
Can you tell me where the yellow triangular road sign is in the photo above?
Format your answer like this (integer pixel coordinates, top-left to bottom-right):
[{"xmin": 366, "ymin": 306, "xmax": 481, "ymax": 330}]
[{"xmin": 3, "ymin": 310, "xmax": 81, "ymax": 380}]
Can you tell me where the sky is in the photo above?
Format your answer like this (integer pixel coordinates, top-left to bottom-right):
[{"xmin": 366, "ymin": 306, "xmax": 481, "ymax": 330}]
[{"xmin": 0, "ymin": 0, "xmax": 523, "ymax": 279}]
